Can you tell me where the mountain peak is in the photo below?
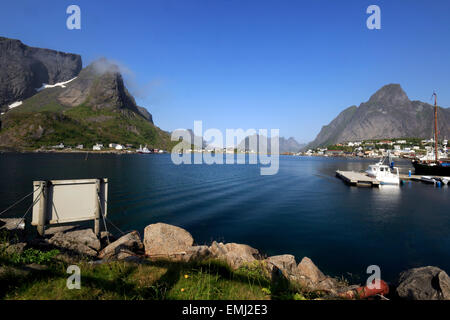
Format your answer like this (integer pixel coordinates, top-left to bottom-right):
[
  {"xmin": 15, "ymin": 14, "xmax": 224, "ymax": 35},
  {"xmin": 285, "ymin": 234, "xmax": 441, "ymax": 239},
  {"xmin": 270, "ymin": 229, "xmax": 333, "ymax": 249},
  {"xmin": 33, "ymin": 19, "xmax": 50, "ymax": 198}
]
[
  {"xmin": 368, "ymin": 84, "xmax": 409, "ymax": 105},
  {"xmin": 0, "ymin": 37, "xmax": 82, "ymax": 109},
  {"xmin": 90, "ymin": 58, "xmax": 121, "ymax": 75}
]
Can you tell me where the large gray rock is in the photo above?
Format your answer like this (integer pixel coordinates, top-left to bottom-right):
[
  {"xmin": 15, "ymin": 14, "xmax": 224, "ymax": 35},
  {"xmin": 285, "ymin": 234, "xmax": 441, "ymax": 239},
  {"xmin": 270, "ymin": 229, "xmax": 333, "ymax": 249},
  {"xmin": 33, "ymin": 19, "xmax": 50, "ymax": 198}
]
[
  {"xmin": 295, "ymin": 257, "xmax": 347, "ymax": 294},
  {"xmin": 4, "ymin": 242, "xmax": 27, "ymax": 255},
  {"xmin": 48, "ymin": 228, "xmax": 100, "ymax": 258},
  {"xmin": 266, "ymin": 254, "xmax": 297, "ymax": 278},
  {"xmin": 0, "ymin": 37, "xmax": 82, "ymax": 109},
  {"xmin": 182, "ymin": 245, "xmax": 211, "ymax": 262},
  {"xmin": 98, "ymin": 230, "xmax": 143, "ymax": 259},
  {"xmin": 396, "ymin": 266, "xmax": 450, "ymax": 300},
  {"xmin": 209, "ymin": 241, "xmax": 261, "ymax": 269},
  {"xmin": 0, "ymin": 218, "xmax": 25, "ymax": 230},
  {"xmin": 144, "ymin": 223, "xmax": 194, "ymax": 257},
  {"xmin": 44, "ymin": 225, "xmax": 79, "ymax": 237},
  {"xmin": 297, "ymin": 257, "xmax": 326, "ymax": 283}
]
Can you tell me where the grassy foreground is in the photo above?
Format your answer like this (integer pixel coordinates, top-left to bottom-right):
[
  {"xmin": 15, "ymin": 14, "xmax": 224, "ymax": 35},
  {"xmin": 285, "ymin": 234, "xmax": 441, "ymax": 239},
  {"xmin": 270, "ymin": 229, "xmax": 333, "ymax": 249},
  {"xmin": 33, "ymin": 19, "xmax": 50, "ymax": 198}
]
[{"xmin": 0, "ymin": 236, "xmax": 317, "ymax": 300}]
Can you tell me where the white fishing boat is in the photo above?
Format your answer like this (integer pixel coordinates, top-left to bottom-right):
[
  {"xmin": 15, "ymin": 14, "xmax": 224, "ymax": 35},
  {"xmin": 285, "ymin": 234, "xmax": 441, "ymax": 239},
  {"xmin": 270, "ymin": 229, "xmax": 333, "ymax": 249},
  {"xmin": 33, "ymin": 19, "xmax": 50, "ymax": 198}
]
[
  {"xmin": 365, "ymin": 163, "xmax": 400, "ymax": 185},
  {"xmin": 365, "ymin": 152, "xmax": 400, "ymax": 185},
  {"xmin": 137, "ymin": 145, "xmax": 151, "ymax": 154}
]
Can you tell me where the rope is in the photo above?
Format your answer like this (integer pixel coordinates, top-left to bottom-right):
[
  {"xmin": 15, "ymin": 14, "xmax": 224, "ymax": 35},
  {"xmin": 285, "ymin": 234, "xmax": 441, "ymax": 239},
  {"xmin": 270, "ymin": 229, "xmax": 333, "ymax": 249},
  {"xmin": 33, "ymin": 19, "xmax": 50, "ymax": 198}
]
[
  {"xmin": 99, "ymin": 196, "xmax": 127, "ymax": 236},
  {"xmin": 13, "ymin": 188, "xmax": 43, "ymax": 230},
  {"xmin": 0, "ymin": 190, "xmax": 35, "ymax": 217},
  {"xmin": 97, "ymin": 193, "xmax": 110, "ymax": 244},
  {"xmin": 105, "ymin": 217, "xmax": 126, "ymax": 236},
  {"xmin": 376, "ymin": 294, "xmax": 389, "ymax": 300}
]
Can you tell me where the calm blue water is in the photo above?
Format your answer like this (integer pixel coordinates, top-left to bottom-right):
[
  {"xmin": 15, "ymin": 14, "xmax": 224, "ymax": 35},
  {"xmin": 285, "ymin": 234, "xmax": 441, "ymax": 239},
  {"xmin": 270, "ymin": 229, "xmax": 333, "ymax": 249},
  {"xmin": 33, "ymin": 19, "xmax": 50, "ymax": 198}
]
[{"xmin": 1, "ymin": 153, "xmax": 449, "ymax": 282}]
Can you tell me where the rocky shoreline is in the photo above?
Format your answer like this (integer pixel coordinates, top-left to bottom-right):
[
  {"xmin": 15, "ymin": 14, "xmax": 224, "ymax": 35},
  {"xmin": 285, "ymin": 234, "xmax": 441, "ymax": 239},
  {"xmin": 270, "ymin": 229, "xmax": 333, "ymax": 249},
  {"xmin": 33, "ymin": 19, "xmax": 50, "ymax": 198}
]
[{"xmin": 1, "ymin": 218, "xmax": 449, "ymax": 300}]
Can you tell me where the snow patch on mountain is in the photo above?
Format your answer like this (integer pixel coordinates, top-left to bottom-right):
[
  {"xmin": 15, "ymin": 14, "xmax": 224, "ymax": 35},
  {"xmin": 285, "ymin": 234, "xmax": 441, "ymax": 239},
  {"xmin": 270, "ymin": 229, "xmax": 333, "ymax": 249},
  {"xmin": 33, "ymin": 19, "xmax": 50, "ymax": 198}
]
[{"xmin": 8, "ymin": 101, "xmax": 23, "ymax": 109}]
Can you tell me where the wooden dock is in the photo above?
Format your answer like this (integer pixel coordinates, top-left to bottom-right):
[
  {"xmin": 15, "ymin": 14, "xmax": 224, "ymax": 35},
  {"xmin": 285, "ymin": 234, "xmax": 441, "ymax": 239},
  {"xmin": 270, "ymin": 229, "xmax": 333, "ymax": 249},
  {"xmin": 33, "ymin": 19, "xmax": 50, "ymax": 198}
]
[
  {"xmin": 399, "ymin": 174, "xmax": 422, "ymax": 181},
  {"xmin": 337, "ymin": 171, "xmax": 447, "ymax": 187},
  {"xmin": 336, "ymin": 170, "xmax": 380, "ymax": 187},
  {"xmin": 399, "ymin": 174, "xmax": 447, "ymax": 181}
]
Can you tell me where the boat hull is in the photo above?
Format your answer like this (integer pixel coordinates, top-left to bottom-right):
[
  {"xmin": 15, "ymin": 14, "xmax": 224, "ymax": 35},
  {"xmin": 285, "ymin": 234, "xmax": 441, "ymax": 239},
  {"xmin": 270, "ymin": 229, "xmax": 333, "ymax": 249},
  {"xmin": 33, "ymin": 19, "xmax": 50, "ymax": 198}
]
[{"xmin": 412, "ymin": 161, "xmax": 450, "ymax": 176}]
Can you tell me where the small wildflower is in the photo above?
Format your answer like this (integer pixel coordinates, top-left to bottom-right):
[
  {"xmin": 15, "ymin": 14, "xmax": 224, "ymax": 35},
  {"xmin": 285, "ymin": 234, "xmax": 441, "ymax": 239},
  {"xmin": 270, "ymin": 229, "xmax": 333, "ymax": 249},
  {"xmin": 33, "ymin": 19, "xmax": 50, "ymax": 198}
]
[
  {"xmin": 184, "ymin": 274, "xmax": 189, "ymax": 279},
  {"xmin": 181, "ymin": 288, "xmax": 185, "ymax": 292}
]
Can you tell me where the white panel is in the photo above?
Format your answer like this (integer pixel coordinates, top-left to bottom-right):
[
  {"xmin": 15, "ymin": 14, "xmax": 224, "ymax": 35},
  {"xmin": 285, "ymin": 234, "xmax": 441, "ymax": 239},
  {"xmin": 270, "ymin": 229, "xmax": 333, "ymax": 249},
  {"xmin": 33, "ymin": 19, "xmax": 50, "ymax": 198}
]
[{"xmin": 31, "ymin": 179, "xmax": 108, "ymax": 226}]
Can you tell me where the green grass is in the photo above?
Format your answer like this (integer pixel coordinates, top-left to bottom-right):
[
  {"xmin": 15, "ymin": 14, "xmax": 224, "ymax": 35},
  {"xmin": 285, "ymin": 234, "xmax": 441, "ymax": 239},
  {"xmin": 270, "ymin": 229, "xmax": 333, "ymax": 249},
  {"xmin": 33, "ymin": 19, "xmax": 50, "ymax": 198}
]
[
  {"xmin": 0, "ymin": 233, "xmax": 318, "ymax": 300},
  {"xmin": 0, "ymin": 257, "xmax": 280, "ymax": 300}
]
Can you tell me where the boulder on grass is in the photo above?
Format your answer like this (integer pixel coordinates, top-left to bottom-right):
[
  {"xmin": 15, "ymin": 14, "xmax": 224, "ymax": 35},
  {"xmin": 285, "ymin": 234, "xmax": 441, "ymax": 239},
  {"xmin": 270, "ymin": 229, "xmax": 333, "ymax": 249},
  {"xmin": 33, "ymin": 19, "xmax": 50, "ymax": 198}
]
[
  {"xmin": 144, "ymin": 223, "xmax": 194, "ymax": 257},
  {"xmin": 4, "ymin": 242, "xmax": 27, "ymax": 255},
  {"xmin": 0, "ymin": 218, "xmax": 26, "ymax": 240},
  {"xmin": 48, "ymin": 228, "xmax": 101, "ymax": 258},
  {"xmin": 0, "ymin": 218, "xmax": 25, "ymax": 231},
  {"xmin": 209, "ymin": 241, "xmax": 261, "ymax": 269},
  {"xmin": 44, "ymin": 225, "xmax": 79, "ymax": 237},
  {"xmin": 182, "ymin": 245, "xmax": 211, "ymax": 262},
  {"xmin": 98, "ymin": 231, "xmax": 143, "ymax": 259},
  {"xmin": 294, "ymin": 257, "xmax": 346, "ymax": 294},
  {"xmin": 297, "ymin": 257, "xmax": 326, "ymax": 283},
  {"xmin": 266, "ymin": 254, "xmax": 297, "ymax": 278},
  {"xmin": 396, "ymin": 266, "xmax": 450, "ymax": 300}
]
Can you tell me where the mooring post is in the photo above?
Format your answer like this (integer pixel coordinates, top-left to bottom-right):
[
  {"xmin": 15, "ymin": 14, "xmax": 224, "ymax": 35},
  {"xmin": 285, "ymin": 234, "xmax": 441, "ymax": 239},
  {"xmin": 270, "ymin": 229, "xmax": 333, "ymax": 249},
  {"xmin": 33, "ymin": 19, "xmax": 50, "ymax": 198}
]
[
  {"xmin": 37, "ymin": 181, "xmax": 47, "ymax": 236},
  {"xmin": 94, "ymin": 179, "xmax": 101, "ymax": 238}
]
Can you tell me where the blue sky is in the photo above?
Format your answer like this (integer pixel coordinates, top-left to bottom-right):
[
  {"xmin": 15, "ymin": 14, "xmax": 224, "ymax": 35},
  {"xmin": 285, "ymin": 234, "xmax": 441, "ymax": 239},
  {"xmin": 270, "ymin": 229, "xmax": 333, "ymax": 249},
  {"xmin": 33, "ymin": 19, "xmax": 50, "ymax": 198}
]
[{"xmin": 1, "ymin": 0, "xmax": 450, "ymax": 143}]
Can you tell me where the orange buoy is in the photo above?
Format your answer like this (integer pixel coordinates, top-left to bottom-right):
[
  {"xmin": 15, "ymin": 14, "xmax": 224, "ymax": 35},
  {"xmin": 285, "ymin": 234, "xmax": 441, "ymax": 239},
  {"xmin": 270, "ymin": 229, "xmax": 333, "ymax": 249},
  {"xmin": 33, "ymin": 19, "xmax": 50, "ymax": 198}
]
[{"xmin": 339, "ymin": 280, "xmax": 389, "ymax": 299}]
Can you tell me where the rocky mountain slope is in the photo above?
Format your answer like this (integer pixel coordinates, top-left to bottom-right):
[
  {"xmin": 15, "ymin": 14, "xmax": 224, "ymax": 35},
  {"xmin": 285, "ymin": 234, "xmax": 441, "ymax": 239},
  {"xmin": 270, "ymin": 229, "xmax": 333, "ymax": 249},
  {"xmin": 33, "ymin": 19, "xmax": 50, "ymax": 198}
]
[
  {"xmin": 307, "ymin": 84, "xmax": 450, "ymax": 148},
  {"xmin": 238, "ymin": 134, "xmax": 305, "ymax": 153},
  {"xmin": 0, "ymin": 40, "xmax": 173, "ymax": 150},
  {"xmin": 0, "ymin": 37, "xmax": 82, "ymax": 111}
]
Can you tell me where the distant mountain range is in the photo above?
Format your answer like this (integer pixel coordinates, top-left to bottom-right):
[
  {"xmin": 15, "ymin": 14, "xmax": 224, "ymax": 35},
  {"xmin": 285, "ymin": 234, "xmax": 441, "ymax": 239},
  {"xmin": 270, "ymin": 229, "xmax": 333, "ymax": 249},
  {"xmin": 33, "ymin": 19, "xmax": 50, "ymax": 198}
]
[
  {"xmin": 238, "ymin": 134, "xmax": 305, "ymax": 153},
  {"xmin": 2, "ymin": 38, "xmax": 448, "ymax": 153},
  {"xmin": 306, "ymin": 84, "xmax": 450, "ymax": 149},
  {"xmin": 0, "ymin": 37, "xmax": 173, "ymax": 150}
]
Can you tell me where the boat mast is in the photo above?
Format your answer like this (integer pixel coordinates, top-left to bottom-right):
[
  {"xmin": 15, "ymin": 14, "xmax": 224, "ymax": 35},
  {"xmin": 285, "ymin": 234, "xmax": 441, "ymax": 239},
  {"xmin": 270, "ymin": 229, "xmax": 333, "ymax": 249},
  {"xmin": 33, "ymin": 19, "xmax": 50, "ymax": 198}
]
[{"xmin": 433, "ymin": 92, "xmax": 438, "ymax": 162}]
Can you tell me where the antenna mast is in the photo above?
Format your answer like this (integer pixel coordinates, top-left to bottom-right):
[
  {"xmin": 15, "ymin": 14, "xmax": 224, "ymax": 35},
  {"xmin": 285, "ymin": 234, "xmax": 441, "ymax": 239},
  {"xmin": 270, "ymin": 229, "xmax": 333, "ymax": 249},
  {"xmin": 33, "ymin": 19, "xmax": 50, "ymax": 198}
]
[{"xmin": 433, "ymin": 92, "xmax": 438, "ymax": 163}]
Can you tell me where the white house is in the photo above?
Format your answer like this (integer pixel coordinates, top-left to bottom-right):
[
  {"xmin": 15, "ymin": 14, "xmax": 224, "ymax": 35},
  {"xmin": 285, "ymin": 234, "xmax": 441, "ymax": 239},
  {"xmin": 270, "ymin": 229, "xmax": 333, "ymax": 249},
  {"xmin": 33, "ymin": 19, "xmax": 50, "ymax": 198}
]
[
  {"xmin": 115, "ymin": 144, "xmax": 124, "ymax": 150},
  {"xmin": 93, "ymin": 143, "xmax": 103, "ymax": 151},
  {"xmin": 52, "ymin": 143, "xmax": 64, "ymax": 149}
]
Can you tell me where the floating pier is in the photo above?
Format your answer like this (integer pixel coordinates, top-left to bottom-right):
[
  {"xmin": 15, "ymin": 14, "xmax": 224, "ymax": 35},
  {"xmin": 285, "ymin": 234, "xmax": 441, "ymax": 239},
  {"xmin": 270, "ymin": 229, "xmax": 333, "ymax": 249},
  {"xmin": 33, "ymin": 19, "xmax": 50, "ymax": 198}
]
[
  {"xmin": 399, "ymin": 174, "xmax": 446, "ymax": 181},
  {"xmin": 336, "ymin": 170, "xmax": 380, "ymax": 187}
]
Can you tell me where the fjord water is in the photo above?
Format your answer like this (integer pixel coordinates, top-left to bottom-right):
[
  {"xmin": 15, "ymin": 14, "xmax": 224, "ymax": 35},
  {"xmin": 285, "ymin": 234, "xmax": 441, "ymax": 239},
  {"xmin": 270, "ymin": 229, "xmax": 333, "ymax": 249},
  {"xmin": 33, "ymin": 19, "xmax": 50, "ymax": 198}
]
[{"xmin": 1, "ymin": 153, "xmax": 449, "ymax": 282}]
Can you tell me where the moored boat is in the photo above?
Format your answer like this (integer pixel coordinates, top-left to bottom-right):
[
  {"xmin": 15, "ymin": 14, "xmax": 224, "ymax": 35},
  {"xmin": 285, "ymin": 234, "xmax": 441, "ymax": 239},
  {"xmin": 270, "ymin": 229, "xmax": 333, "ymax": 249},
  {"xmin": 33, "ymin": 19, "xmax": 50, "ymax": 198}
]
[
  {"xmin": 365, "ymin": 151, "xmax": 400, "ymax": 185},
  {"xmin": 420, "ymin": 176, "xmax": 437, "ymax": 184},
  {"xmin": 365, "ymin": 163, "xmax": 400, "ymax": 185},
  {"xmin": 137, "ymin": 145, "xmax": 151, "ymax": 154},
  {"xmin": 412, "ymin": 92, "xmax": 450, "ymax": 175},
  {"xmin": 413, "ymin": 160, "xmax": 450, "ymax": 175}
]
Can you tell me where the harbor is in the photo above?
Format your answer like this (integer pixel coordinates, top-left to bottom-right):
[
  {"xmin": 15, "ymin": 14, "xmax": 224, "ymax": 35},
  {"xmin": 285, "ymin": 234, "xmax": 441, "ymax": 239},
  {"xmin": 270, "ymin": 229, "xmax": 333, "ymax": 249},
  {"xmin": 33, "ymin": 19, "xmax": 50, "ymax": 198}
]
[{"xmin": 336, "ymin": 170, "xmax": 449, "ymax": 187}]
